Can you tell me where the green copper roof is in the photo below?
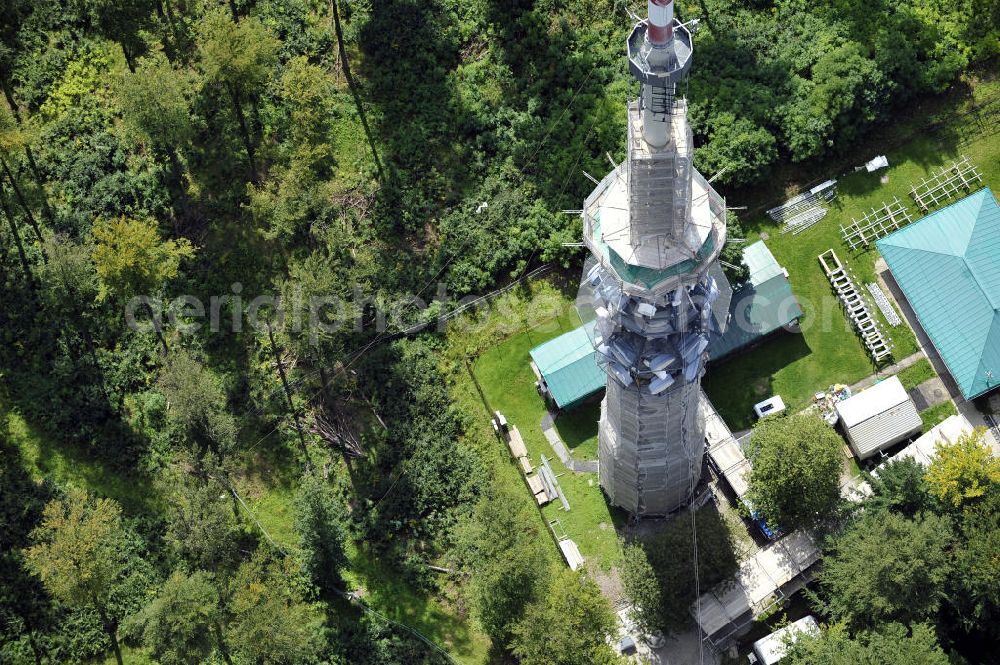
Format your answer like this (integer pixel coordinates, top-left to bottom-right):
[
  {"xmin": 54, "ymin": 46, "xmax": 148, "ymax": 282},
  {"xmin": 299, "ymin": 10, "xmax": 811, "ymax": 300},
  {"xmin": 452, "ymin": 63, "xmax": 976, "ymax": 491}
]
[
  {"xmin": 707, "ymin": 241, "xmax": 803, "ymax": 360},
  {"xmin": 744, "ymin": 240, "xmax": 787, "ymax": 285},
  {"xmin": 529, "ymin": 320, "xmax": 606, "ymax": 409},
  {"xmin": 591, "ymin": 213, "xmax": 716, "ymax": 289},
  {"xmin": 877, "ymin": 188, "xmax": 1000, "ymax": 399}
]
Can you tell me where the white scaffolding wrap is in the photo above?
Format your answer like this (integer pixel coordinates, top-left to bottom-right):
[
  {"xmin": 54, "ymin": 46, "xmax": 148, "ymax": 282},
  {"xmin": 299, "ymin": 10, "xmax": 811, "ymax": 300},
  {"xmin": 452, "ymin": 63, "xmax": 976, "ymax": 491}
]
[{"xmin": 573, "ymin": 15, "xmax": 731, "ymax": 514}]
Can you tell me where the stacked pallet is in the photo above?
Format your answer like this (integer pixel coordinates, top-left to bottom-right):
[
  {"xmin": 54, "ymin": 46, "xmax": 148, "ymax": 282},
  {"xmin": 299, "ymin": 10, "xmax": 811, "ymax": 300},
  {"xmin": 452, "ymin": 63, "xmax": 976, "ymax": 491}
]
[
  {"xmin": 818, "ymin": 250, "xmax": 893, "ymax": 362},
  {"xmin": 910, "ymin": 156, "xmax": 983, "ymax": 212},
  {"xmin": 493, "ymin": 411, "xmax": 556, "ymax": 506}
]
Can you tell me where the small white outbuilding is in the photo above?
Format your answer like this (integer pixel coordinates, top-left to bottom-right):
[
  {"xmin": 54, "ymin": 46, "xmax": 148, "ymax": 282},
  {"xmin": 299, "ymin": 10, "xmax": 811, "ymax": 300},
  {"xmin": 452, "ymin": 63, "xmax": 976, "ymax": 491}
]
[{"xmin": 835, "ymin": 376, "xmax": 922, "ymax": 459}]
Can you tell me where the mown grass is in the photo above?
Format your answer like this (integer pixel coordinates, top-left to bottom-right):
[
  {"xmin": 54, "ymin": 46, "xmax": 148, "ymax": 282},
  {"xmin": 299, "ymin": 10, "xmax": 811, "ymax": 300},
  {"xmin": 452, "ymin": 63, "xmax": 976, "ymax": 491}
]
[
  {"xmin": 471, "ymin": 305, "xmax": 626, "ymax": 570},
  {"xmin": 706, "ymin": 112, "xmax": 1000, "ymax": 430},
  {"xmin": 921, "ymin": 401, "xmax": 960, "ymax": 433},
  {"xmin": 896, "ymin": 358, "xmax": 938, "ymax": 391}
]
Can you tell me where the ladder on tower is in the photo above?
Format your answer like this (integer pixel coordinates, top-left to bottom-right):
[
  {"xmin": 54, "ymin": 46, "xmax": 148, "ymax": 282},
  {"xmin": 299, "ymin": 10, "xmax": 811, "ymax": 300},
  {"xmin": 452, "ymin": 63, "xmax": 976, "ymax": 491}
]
[{"xmin": 648, "ymin": 85, "xmax": 672, "ymax": 122}]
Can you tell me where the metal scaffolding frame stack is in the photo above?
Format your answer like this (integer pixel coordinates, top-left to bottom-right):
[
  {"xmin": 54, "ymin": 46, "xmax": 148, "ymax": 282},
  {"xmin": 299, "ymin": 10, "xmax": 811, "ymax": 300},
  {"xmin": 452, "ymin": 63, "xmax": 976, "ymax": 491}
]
[
  {"xmin": 769, "ymin": 180, "xmax": 837, "ymax": 235},
  {"xmin": 840, "ymin": 197, "xmax": 913, "ymax": 250},
  {"xmin": 818, "ymin": 250, "xmax": 893, "ymax": 362},
  {"xmin": 865, "ymin": 282, "xmax": 901, "ymax": 326},
  {"xmin": 910, "ymin": 155, "xmax": 983, "ymax": 212}
]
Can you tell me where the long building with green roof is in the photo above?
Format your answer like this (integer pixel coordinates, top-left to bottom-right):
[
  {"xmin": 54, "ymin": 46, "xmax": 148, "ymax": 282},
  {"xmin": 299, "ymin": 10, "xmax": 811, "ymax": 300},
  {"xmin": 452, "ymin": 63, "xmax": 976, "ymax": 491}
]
[
  {"xmin": 707, "ymin": 240, "xmax": 802, "ymax": 360},
  {"xmin": 529, "ymin": 320, "xmax": 607, "ymax": 410},
  {"xmin": 877, "ymin": 188, "xmax": 1000, "ymax": 400}
]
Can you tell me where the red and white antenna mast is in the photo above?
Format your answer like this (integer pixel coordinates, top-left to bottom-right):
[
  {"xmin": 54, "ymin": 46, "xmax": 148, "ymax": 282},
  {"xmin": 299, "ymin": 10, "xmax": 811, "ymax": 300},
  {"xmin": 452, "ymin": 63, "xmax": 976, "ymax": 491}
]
[{"xmin": 646, "ymin": 0, "xmax": 675, "ymax": 46}]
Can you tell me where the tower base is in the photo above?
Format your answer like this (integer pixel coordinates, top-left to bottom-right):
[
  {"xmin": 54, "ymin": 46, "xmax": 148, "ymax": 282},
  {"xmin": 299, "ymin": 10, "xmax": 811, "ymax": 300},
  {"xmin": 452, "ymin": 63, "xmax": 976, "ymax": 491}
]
[{"xmin": 598, "ymin": 378, "xmax": 706, "ymax": 516}]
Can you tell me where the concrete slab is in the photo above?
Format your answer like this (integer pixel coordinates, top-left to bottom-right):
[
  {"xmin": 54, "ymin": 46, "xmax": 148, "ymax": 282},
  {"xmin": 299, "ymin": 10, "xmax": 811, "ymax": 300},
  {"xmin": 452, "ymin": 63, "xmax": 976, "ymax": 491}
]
[
  {"xmin": 540, "ymin": 413, "xmax": 599, "ymax": 473},
  {"xmin": 849, "ymin": 350, "xmax": 924, "ymax": 394},
  {"xmin": 909, "ymin": 377, "xmax": 950, "ymax": 412}
]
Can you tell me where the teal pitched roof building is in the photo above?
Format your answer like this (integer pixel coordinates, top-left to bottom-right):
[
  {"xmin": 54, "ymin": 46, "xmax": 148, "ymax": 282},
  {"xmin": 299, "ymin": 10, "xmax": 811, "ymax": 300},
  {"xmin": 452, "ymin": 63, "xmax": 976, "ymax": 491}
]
[
  {"xmin": 877, "ymin": 188, "xmax": 1000, "ymax": 400},
  {"xmin": 707, "ymin": 240, "xmax": 803, "ymax": 360},
  {"xmin": 530, "ymin": 241, "xmax": 803, "ymax": 411},
  {"xmin": 529, "ymin": 320, "xmax": 606, "ymax": 410}
]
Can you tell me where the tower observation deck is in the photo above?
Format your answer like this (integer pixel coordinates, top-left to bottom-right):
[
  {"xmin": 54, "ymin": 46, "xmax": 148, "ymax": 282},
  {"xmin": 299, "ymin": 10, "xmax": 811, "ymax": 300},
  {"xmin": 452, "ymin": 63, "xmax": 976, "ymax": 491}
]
[{"xmin": 576, "ymin": 0, "xmax": 731, "ymax": 516}]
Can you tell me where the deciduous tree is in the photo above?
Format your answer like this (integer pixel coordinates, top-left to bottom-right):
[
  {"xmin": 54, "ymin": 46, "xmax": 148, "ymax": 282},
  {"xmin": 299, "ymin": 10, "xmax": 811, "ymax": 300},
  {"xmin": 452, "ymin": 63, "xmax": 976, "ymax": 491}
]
[
  {"xmin": 510, "ymin": 569, "xmax": 622, "ymax": 665},
  {"xmin": 746, "ymin": 413, "xmax": 843, "ymax": 530},
  {"xmin": 926, "ymin": 427, "xmax": 1000, "ymax": 508},
  {"xmin": 951, "ymin": 489, "xmax": 1000, "ymax": 640},
  {"xmin": 784, "ymin": 622, "xmax": 948, "ymax": 665},
  {"xmin": 619, "ymin": 505, "xmax": 738, "ymax": 634},
  {"xmin": 115, "ymin": 50, "xmax": 194, "ymax": 188},
  {"xmin": 76, "ymin": 0, "xmax": 155, "ymax": 71},
  {"xmin": 223, "ymin": 549, "xmax": 325, "ymax": 664},
  {"xmin": 92, "ymin": 216, "xmax": 194, "ymax": 302},
  {"xmin": 24, "ymin": 488, "xmax": 144, "ymax": 665},
  {"xmin": 454, "ymin": 485, "xmax": 548, "ymax": 646},
  {"xmin": 816, "ymin": 509, "xmax": 952, "ymax": 631},
  {"xmin": 619, "ymin": 543, "xmax": 663, "ymax": 636}
]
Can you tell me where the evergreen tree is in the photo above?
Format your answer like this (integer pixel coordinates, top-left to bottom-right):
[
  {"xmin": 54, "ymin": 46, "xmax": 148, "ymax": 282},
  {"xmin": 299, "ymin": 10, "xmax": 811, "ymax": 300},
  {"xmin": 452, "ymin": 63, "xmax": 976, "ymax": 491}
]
[{"xmin": 293, "ymin": 472, "xmax": 349, "ymax": 595}]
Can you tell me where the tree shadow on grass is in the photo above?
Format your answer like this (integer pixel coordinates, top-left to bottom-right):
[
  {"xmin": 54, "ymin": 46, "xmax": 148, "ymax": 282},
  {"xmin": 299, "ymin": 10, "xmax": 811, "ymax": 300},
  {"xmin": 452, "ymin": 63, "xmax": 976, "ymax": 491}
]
[
  {"xmin": 357, "ymin": 0, "xmax": 473, "ymax": 234},
  {"xmin": 2, "ymin": 398, "xmax": 160, "ymax": 516},
  {"xmin": 344, "ymin": 544, "xmax": 482, "ymax": 661},
  {"xmin": 703, "ymin": 331, "xmax": 812, "ymax": 431},
  {"xmin": 622, "ymin": 502, "xmax": 740, "ymax": 635}
]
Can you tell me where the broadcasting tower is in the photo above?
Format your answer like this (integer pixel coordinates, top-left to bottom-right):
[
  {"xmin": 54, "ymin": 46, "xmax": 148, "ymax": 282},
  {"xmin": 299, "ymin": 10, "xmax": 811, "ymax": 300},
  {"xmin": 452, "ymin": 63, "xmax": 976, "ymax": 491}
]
[{"xmin": 577, "ymin": 0, "xmax": 730, "ymax": 516}]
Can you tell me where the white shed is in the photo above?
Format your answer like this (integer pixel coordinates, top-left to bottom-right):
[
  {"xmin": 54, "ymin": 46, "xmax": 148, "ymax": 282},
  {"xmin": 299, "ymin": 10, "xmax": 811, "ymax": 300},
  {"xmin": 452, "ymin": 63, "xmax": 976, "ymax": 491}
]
[
  {"xmin": 835, "ymin": 376, "xmax": 921, "ymax": 459},
  {"xmin": 751, "ymin": 615, "xmax": 820, "ymax": 665}
]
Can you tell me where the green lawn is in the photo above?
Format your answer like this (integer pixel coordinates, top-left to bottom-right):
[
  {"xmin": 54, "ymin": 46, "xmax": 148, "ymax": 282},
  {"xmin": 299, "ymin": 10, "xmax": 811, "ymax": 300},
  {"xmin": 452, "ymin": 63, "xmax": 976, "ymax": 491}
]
[
  {"xmin": 471, "ymin": 302, "xmax": 626, "ymax": 570},
  {"xmin": 342, "ymin": 544, "xmax": 492, "ymax": 664},
  {"xmin": 921, "ymin": 401, "xmax": 959, "ymax": 433},
  {"xmin": 1, "ymin": 396, "xmax": 159, "ymax": 515},
  {"xmin": 99, "ymin": 646, "xmax": 155, "ymax": 665},
  {"xmin": 896, "ymin": 358, "xmax": 938, "ymax": 391},
  {"xmin": 706, "ymin": 119, "xmax": 1000, "ymax": 430},
  {"xmin": 2, "ymin": 392, "xmax": 489, "ymax": 665},
  {"xmin": 553, "ymin": 402, "xmax": 600, "ymax": 461}
]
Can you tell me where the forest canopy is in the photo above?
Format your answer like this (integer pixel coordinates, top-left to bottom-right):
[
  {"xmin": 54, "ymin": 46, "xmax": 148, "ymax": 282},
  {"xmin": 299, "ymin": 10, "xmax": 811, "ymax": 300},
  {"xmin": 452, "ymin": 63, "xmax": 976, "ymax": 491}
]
[{"xmin": 0, "ymin": 0, "xmax": 997, "ymax": 663}]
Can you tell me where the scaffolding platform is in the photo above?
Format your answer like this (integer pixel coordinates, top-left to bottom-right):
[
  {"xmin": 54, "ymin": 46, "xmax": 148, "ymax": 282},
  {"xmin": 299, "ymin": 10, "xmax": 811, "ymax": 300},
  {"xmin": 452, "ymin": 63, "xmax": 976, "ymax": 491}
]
[
  {"xmin": 910, "ymin": 156, "xmax": 983, "ymax": 212},
  {"xmin": 540, "ymin": 455, "xmax": 570, "ymax": 511},
  {"xmin": 840, "ymin": 197, "xmax": 912, "ymax": 250},
  {"xmin": 818, "ymin": 250, "xmax": 893, "ymax": 362}
]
